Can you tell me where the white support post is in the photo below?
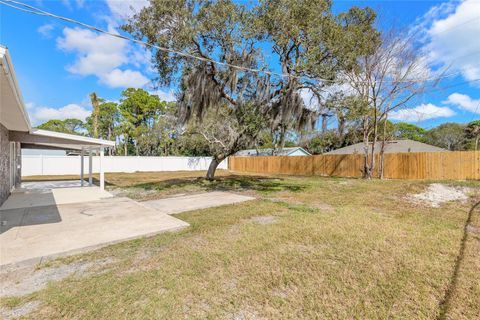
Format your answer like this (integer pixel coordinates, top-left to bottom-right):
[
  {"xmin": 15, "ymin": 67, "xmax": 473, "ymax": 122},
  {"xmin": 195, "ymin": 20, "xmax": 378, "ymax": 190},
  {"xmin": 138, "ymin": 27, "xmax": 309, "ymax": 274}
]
[
  {"xmin": 100, "ymin": 147, "xmax": 105, "ymax": 191},
  {"xmin": 88, "ymin": 149, "xmax": 93, "ymax": 186},
  {"xmin": 80, "ymin": 148, "xmax": 84, "ymax": 187}
]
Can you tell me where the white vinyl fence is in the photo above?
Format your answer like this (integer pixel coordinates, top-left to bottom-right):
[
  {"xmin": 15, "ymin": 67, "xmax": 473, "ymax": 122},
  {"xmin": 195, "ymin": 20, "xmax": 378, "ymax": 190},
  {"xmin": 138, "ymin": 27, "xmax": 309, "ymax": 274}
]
[{"xmin": 22, "ymin": 156, "xmax": 227, "ymax": 176}]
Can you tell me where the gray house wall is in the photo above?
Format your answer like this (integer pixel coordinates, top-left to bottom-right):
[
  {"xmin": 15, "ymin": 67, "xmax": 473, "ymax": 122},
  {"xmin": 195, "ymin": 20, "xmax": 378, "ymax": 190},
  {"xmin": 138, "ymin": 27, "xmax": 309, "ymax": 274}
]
[
  {"xmin": 0, "ymin": 123, "xmax": 11, "ymax": 205},
  {"xmin": 14, "ymin": 141, "xmax": 21, "ymax": 188}
]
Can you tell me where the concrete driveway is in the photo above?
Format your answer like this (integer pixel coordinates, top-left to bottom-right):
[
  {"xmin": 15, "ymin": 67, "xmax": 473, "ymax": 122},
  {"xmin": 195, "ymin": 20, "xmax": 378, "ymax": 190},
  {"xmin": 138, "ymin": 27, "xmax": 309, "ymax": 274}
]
[
  {"xmin": 0, "ymin": 183, "xmax": 254, "ymax": 266},
  {"xmin": 141, "ymin": 191, "xmax": 255, "ymax": 214}
]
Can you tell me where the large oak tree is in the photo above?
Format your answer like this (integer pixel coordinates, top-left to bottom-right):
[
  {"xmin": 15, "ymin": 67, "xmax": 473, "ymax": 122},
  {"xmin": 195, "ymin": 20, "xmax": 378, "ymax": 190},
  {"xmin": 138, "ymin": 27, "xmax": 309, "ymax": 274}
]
[{"xmin": 125, "ymin": 0, "xmax": 378, "ymax": 179}]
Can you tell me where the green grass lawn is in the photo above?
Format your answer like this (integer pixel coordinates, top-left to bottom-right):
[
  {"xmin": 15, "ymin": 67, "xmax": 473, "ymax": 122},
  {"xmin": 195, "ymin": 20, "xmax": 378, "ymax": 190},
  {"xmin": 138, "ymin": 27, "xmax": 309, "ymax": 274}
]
[{"xmin": 7, "ymin": 172, "xmax": 480, "ymax": 319}]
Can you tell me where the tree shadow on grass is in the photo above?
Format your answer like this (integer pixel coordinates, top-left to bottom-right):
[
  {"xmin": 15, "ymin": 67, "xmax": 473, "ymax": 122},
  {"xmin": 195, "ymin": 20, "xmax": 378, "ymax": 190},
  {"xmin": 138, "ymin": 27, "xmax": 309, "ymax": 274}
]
[
  {"xmin": 124, "ymin": 175, "xmax": 307, "ymax": 194},
  {"xmin": 437, "ymin": 200, "xmax": 480, "ymax": 320}
]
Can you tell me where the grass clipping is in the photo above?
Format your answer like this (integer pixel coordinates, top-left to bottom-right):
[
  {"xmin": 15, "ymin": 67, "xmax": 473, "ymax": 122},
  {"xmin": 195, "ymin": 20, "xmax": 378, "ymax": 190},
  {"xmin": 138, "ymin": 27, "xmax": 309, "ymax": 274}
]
[{"xmin": 410, "ymin": 183, "xmax": 470, "ymax": 207}]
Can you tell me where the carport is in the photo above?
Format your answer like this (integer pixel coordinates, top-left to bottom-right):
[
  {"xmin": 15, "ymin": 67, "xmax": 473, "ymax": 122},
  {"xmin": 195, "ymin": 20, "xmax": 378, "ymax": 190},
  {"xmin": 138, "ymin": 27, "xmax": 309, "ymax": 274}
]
[{"xmin": 9, "ymin": 129, "xmax": 115, "ymax": 191}]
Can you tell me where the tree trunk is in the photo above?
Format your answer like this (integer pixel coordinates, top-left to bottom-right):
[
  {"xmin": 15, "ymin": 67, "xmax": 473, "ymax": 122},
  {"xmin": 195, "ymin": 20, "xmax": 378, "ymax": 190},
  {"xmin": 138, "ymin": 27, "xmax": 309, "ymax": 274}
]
[
  {"xmin": 368, "ymin": 108, "xmax": 379, "ymax": 178},
  {"xmin": 321, "ymin": 114, "xmax": 328, "ymax": 133},
  {"xmin": 206, "ymin": 157, "xmax": 224, "ymax": 181},
  {"xmin": 278, "ymin": 125, "xmax": 286, "ymax": 152},
  {"xmin": 90, "ymin": 92, "xmax": 100, "ymax": 139},
  {"xmin": 337, "ymin": 112, "xmax": 345, "ymax": 144},
  {"xmin": 362, "ymin": 116, "xmax": 371, "ymax": 179},
  {"xmin": 124, "ymin": 137, "xmax": 128, "ymax": 156},
  {"xmin": 379, "ymin": 116, "xmax": 388, "ymax": 179}
]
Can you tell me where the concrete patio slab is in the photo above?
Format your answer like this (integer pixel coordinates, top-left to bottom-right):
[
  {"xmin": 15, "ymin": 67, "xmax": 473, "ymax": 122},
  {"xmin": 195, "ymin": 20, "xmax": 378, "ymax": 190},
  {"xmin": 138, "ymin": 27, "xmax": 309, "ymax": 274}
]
[
  {"xmin": 0, "ymin": 190, "xmax": 253, "ymax": 267},
  {"xmin": 0, "ymin": 197, "xmax": 189, "ymax": 266},
  {"xmin": 141, "ymin": 191, "xmax": 255, "ymax": 214}
]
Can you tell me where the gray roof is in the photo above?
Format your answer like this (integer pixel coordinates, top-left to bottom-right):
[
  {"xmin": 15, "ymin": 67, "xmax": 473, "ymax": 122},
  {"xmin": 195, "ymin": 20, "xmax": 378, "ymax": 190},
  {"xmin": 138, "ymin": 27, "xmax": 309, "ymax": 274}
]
[
  {"xmin": 324, "ymin": 140, "xmax": 447, "ymax": 155},
  {"xmin": 235, "ymin": 147, "xmax": 311, "ymax": 156}
]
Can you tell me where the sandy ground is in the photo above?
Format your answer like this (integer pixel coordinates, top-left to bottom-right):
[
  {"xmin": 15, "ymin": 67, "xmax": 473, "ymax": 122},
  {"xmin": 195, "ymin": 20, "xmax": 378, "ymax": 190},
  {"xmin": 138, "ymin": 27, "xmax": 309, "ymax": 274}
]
[
  {"xmin": 0, "ymin": 257, "xmax": 116, "ymax": 319},
  {"xmin": 0, "ymin": 300, "xmax": 41, "ymax": 320},
  {"xmin": 410, "ymin": 183, "xmax": 472, "ymax": 207}
]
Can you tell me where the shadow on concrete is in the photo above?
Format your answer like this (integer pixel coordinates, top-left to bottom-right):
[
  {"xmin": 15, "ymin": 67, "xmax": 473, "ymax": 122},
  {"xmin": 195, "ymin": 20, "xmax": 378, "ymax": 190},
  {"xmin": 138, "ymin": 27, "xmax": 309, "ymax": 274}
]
[
  {"xmin": 0, "ymin": 194, "xmax": 62, "ymax": 235},
  {"xmin": 437, "ymin": 200, "xmax": 480, "ymax": 320}
]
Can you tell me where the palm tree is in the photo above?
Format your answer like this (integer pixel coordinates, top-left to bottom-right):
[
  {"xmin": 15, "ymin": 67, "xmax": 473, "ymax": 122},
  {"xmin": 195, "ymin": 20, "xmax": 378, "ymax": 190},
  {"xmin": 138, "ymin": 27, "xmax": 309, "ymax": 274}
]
[{"xmin": 90, "ymin": 92, "xmax": 100, "ymax": 139}]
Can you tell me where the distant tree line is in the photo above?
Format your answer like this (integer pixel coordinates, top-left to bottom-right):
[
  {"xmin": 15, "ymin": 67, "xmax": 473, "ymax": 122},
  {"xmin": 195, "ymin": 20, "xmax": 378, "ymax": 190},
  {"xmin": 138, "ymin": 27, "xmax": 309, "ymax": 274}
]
[
  {"xmin": 38, "ymin": 88, "xmax": 210, "ymax": 157},
  {"xmin": 35, "ymin": 0, "xmax": 480, "ymax": 179},
  {"xmin": 37, "ymin": 89, "xmax": 480, "ymax": 158}
]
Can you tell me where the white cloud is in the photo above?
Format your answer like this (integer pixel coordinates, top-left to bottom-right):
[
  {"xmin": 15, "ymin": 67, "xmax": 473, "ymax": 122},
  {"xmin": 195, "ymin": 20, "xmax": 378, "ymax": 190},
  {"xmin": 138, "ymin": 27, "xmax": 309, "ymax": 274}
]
[
  {"xmin": 130, "ymin": 48, "xmax": 154, "ymax": 72},
  {"xmin": 100, "ymin": 68, "xmax": 150, "ymax": 88},
  {"xmin": 445, "ymin": 93, "xmax": 480, "ymax": 114},
  {"xmin": 27, "ymin": 103, "xmax": 91, "ymax": 125},
  {"xmin": 421, "ymin": 0, "xmax": 480, "ymax": 82},
  {"xmin": 390, "ymin": 103, "xmax": 456, "ymax": 122},
  {"xmin": 106, "ymin": 0, "xmax": 148, "ymax": 20},
  {"xmin": 151, "ymin": 89, "xmax": 177, "ymax": 102},
  {"xmin": 37, "ymin": 23, "xmax": 55, "ymax": 38},
  {"xmin": 61, "ymin": 0, "xmax": 72, "ymax": 10},
  {"xmin": 53, "ymin": 0, "xmax": 153, "ymax": 88},
  {"xmin": 57, "ymin": 26, "xmax": 127, "ymax": 75},
  {"xmin": 60, "ymin": 0, "xmax": 84, "ymax": 9},
  {"xmin": 57, "ymin": 26, "xmax": 150, "ymax": 88}
]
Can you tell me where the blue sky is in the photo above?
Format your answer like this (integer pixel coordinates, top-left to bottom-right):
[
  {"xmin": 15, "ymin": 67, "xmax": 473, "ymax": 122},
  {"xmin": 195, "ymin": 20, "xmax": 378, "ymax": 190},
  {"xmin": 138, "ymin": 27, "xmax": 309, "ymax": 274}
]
[{"xmin": 0, "ymin": 0, "xmax": 479, "ymax": 129}]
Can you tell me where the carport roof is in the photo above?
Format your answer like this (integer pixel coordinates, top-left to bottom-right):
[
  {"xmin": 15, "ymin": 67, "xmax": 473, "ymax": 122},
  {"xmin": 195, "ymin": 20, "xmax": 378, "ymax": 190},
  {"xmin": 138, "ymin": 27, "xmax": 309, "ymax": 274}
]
[{"xmin": 11, "ymin": 129, "xmax": 116, "ymax": 150}]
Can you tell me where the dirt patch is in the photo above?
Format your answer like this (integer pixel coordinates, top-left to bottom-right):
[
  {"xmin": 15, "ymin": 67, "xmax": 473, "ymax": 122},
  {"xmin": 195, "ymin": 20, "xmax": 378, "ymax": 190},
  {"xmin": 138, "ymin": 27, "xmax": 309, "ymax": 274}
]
[
  {"xmin": 467, "ymin": 224, "xmax": 480, "ymax": 235},
  {"xmin": 409, "ymin": 184, "xmax": 470, "ymax": 208},
  {"xmin": 0, "ymin": 300, "xmax": 40, "ymax": 319},
  {"xmin": 109, "ymin": 187, "xmax": 159, "ymax": 200},
  {"xmin": 268, "ymin": 193, "xmax": 304, "ymax": 203},
  {"xmin": 271, "ymin": 284, "xmax": 298, "ymax": 299},
  {"xmin": 223, "ymin": 278, "xmax": 238, "ymax": 291},
  {"xmin": 249, "ymin": 216, "xmax": 277, "ymax": 225},
  {"xmin": 228, "ymin": 309, "xmax": 262, "ymax": 320},
  {"xmin": 0, "ymin": 258, "xmax": 114, "ymax": 297},
  {"xmin": 309, "ymin": 202, "xmax": 334, "ymax": 211},
  {"xmin": 279, "ymin": 243, "xmax": 321, "ymax": 255},
  {"xmin": 228, "ymin": 223, "xmax": 242, "ymax": 236},
  {"xmin": 121, "ymin": 249, "xmax": 164, "ymax": 275}
]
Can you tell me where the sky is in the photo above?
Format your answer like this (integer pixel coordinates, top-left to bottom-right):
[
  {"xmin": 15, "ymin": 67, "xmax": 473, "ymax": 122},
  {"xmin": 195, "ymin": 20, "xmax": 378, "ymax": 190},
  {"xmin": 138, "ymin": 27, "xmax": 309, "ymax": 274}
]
[{"xmin": 0, "ymin": 0, "xmax": 479, "ymax": 130}]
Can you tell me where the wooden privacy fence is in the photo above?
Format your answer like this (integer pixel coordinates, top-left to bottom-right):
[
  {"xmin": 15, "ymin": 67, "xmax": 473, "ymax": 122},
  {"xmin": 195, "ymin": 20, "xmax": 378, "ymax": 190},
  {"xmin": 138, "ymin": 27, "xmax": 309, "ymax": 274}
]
[{"xmin": 228, "ymin": 151, "xmax": 480, "ymax": 180}]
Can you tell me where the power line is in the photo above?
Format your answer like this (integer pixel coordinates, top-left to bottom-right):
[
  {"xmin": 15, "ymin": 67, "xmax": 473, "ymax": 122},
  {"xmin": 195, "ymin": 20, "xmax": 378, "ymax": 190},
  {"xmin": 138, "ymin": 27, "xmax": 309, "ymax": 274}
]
[
  {"xmin": 1, "ymin": 0, "xmax": 478, "ymax": 85},
  {"xmin": 429, "ymin": 16, "xmax": 480, "ymax": 35},
  {"xmin": 429, "ymin": 78, "xmax": 480, "ymax": 93},
  {"xmin": 469, "ymin": 102, "xmax": 480, "ymax": 122}
]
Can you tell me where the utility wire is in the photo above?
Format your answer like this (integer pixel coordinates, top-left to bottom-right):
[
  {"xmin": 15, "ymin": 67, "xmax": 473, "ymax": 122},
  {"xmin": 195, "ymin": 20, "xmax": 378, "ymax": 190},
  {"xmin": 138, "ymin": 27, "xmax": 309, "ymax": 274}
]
[
  {"xmin": 429, "ymin": 16, "xmax": 480, "ymax": 35},
  {"xmin": 1, "ymin": 0, "xmax": 479, "ymax": 85},
  {"xmin": 429, "ymin": 78, "xmax": 480, "ymax": 93},
  {"xmin": 469, "ymin": 102, "xmax": 480, "ymax": 121}
]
